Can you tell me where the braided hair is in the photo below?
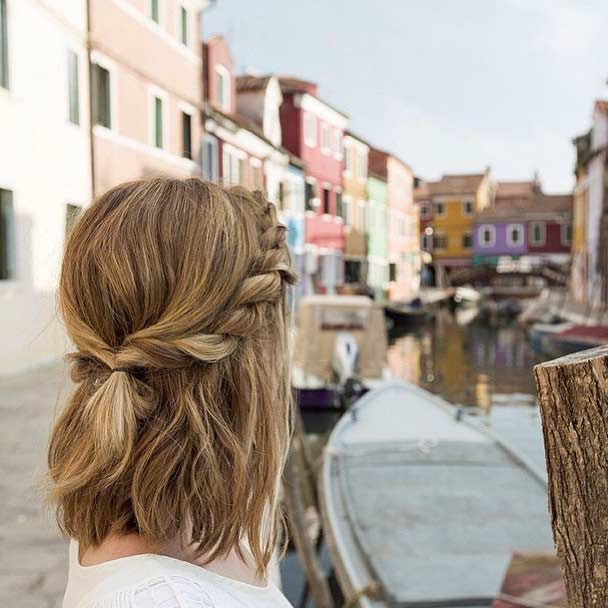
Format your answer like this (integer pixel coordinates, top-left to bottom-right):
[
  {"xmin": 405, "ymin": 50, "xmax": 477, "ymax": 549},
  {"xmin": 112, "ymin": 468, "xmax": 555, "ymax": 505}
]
[{"xmin": 47, "ymin": 178, "xmax": 296, "ymax": 574}]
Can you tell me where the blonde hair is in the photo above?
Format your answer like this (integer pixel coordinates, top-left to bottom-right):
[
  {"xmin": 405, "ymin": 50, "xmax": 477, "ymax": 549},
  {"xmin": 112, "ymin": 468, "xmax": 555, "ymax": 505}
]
[{"xmin": 47, "ymin": 178, "xmax": 296, "ymax": 574}]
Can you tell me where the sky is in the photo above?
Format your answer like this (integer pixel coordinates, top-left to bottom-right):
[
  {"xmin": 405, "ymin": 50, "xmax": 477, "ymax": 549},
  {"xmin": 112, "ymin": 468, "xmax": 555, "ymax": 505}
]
[{"xmin": 203, "ymin": 0, "xmax": 608, "ymax": 194}]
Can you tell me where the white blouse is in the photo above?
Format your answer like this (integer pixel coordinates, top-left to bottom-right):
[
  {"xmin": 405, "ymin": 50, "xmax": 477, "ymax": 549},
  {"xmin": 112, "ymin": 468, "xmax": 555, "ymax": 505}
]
[{"xmin": 62, "ymin": 540, "xmax": 292, "ymax": 608}]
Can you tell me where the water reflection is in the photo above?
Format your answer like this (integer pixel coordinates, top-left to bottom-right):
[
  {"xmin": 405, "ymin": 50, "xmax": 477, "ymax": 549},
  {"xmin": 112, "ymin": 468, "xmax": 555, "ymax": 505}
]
[{"xmin": 388, "ymin": 310, "xmax": 542, "ymax": 410}]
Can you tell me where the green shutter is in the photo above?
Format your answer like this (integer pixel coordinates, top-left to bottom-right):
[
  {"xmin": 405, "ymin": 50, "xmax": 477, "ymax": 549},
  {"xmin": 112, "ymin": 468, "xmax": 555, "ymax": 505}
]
[
  {"xmin": 0, "ymin": 0, "xmax": 8, "ymax": 89},
  {"xmin": 154, "ymin": 96, "xmax": 163, "ymax": 148},
  {"xmin": 0, "ymin": 189, "xmax": 14, "ymax": 280},
  {"xmin": 67, "ymin": 50, "xmax": 80, "ymax": 125},
  {"xmin": 150, "ymin": 0, "xmax": 159, "ymax": 23},
  {"xmin": 180, "ymin": 6, "xmax": 188, "ymax": 45}
]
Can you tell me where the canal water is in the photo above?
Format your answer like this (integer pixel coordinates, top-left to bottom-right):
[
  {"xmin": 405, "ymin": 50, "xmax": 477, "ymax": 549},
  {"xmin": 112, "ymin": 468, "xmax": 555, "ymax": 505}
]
[
  {"xmin": 281, "ymin": 309, "xmax": 545, "ymax": 605},
  {"xmin": 388, "ymin": 309, "xmax": 543, "ymax": 411}
]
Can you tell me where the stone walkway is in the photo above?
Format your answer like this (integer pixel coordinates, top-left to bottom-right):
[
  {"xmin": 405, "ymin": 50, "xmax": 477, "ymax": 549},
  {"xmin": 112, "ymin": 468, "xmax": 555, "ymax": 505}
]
[{"xmin": 0, "ymin": 361, "xmax": 69, "ymax": 608}]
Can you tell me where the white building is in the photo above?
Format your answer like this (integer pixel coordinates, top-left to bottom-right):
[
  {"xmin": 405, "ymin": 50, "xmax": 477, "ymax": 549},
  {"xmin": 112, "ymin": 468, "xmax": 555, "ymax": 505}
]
[{"xmin": 0, "ymin": 0, "xmax": 92, "ymax": 375}]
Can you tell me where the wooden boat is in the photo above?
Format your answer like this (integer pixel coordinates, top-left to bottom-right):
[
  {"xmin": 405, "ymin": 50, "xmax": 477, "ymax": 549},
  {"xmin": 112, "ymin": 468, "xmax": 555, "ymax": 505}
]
[
  {"xmin": 527, "ymin": 321, "xmax": 573, "ymax": 355},
  {"xmin": 292, "ymin": 295, "xmax": 390, "ymax": 410},
  {"xmin": 383, "ymin": 300, "xmax": 435, "ymax": 327},
  {"xmin": 536, "ymin": 324, "xmax": 608, "ymax": 359},
  {"xmin": 320, "ymin": 381, "xmax": 554, "ymax": 607}
]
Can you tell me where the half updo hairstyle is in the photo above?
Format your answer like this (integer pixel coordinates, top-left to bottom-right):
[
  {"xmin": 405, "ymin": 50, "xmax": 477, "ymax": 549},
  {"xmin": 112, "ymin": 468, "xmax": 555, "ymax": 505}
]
[{"xmin": 47, "ymin": 177, "xmax": 296, "ymax": 575}]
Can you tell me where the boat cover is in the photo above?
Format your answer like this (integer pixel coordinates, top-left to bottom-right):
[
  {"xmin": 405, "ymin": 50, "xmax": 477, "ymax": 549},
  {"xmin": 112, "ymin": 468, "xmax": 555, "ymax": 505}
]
[{"xmin": 323, "ymin": 382, "xmax": 554, "ymax": 607}]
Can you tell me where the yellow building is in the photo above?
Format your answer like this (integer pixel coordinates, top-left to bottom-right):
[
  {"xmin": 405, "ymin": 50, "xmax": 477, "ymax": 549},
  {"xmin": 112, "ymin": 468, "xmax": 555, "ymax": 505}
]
[
  {"xmin": 570, "ymin": 131, "xmax": 591, "ymax": 304},
  {"xmin": 415, "ymin": 170, "xmax": 492, "ymax": 274},
  {"xmin": 342, "ymin": 131, "xmax": 370, "ymax": 290}
]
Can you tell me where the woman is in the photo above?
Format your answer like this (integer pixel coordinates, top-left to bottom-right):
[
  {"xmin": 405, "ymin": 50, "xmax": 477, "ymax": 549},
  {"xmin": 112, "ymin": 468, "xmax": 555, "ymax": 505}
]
[{"xmin": 47, "ymin": 178, "xmax": 296, "ymax": 607}]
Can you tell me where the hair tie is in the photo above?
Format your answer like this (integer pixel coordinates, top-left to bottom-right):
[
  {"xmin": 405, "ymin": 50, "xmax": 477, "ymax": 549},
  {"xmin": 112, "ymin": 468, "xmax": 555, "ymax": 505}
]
[{"xmin": 111, "ymin": 367, "xmax": 131, "ymax": 374}]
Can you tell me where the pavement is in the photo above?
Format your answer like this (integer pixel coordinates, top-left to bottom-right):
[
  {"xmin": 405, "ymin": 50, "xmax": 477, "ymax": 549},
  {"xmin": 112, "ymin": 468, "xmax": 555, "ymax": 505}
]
[
  {"xmin": 0, "ymin": 361, "xmax": 313, "ymax": 607},
  {"xmin": 0, "ymin": 361, "xmax": 70, "ymax": 607}
]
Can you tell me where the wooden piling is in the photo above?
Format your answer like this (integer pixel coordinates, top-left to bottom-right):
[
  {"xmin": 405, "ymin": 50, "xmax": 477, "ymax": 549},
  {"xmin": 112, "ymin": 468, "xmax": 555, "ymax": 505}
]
[{"xmin": 534, "ymin": 344, "xmax": 608, "ymax": 606}]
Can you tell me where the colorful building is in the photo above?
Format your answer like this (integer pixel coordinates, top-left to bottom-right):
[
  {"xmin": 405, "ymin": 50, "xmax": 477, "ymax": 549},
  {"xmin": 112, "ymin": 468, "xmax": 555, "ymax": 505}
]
[
  {"xmin": 342, "ymin": 131, "xmax": 369, "ymax": 292},
  {"xmin": 387, "ymin": 154, "xmax": 420, "ymax": 301},
  {"xmin": 202, "ymin": 37, "xmax": 289, "ymax": 193},
  {"xmin": 89, "ymin": 0, "xmax": 204, "ymax": 194},
  {"xmin": 0, "ymin": 0, "xmax": 92, "ymax": 374},
  {"xmin": 414, "ymin": 170, "xmax": 493, "ymax": 277},
  {"xmin": 474, "ymin": 191, "xmax": 572, "ymax": 268},
  {"xmin": 367, "ymin": 154, "xmax": 389, "ymax": 301},
  {"xmin": 570, "ymin": 130, "xmax": 591, "ymax": 304},
  {"xmin": 279, "ymin": 77, "xmax": 348, "ymax": 294}
]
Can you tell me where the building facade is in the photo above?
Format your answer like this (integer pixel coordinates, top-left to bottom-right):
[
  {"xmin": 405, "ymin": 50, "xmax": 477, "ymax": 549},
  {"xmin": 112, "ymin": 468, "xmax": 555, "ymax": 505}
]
[
  {"xmin": 570, "ymin": 131, "xmax": 591, "ymax": 304},
  {"xmin": 474, "ymin": 192, "xmax": 572, "ymax": 268},
  {"xmin": 342, "ymin": 131, "xmax": 369, "ymax": 292},
  {"xmin": 414, "ymin": 170, "xmax": 493, "ymax": 276},
  {"xmin": 89, "ymin": 0, "xmax": 204, "ymax": 194},
  {"xmin": 386, "ymin": 155, "xmax": 420, "ymax": 301},
  {"xmin": 367, "ymin": 170, "xmax": 389, "ymax": 301},
  {"xmin": 0, "ymin": 0, "xmax": 92, "ymax": 374},
  {"xmin": 279, "ymin": 77, "xmax": 348, "ymax": 294}
]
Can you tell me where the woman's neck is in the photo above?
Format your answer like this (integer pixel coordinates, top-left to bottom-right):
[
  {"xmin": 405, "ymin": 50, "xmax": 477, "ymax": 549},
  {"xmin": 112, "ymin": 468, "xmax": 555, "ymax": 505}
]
[{"xmin": 79, "ymin": 533, "xmax": 267, "ymax": 587}]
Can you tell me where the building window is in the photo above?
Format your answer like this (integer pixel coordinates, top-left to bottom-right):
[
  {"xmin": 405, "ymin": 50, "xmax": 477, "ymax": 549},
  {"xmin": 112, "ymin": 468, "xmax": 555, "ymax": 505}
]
[
  {"xmin": 333, "ymin": 129, "xmax": 341, "ymax": 158},
  {"xmin": 562, "ymin": 222, "xmax": 572, "ymax": 246},
  {"xmin": 202, "ymin": 135, "xmax": 219, "ymax": 181},
  {"xmin": 322, "ymin": 187, "xmax": 330, "ymax": 214},
  {"xmin": 304, "ymin": 113, "xmax": 316, "ymax": 147},
  {"xmin": 463, "ymin": 199, "xmax": 474, "ymax": 215},
  {"xmin": 65, "ymin": 203, "xmax": 82, "ymax": 236},
  {"xmin": 344, "ymin": 145, "xmax": 353, "ymax": 174},
  {"xmin": 389, "ymin": 263, "xmax": 397, "ymax": 282},
  {"xmin": 421, "ymin": 234, "xmax": 433, "ymax": 251},
  {"xmin": 181, "ymin": 111, "xmax": 192, "ymax": 159},
  {"xmin": 215, "ymin": 65, "xmax": 230, "ymax": 112},
  {"xmin": 277, "ymin": 182, "xmax": 285, "ymax": 210},
  {"xmin": 92, "ymin": 63, "xmax": 112, "ymax": 128},
  {"xmin": 358, "ymin": 200, "xmax": 366, "ymax": 232},
  {"xmin": 149, "ymin": 0, "xmax": 160, "ymax": 23},
  {"xmin": 305, "ymin": 181, "xmax": 316, "ymax": 211},
  {"xmin": 0, "ymin": 188, "xmax": 15, "ymax": 280},
  {"xmin": 434, "ymin": 233, "xmax": 448, "ymax": 250},
  {"xmin": 250, "ymin": 159, "xmax": 262, "ymax": 190},
  {"xmin": 152, "ymin": 95, "xmax": 163, "ymax": 148},
  {"xmin": 358, "ymin": 151, "xmax": 367, "ymax": 181},
  {"xmin": 435, "ymin": 200, "xmax": 445, "ymax": 216},
  {"xmin": 67, "ymin": 50, "xmax": 80, "ymax": 125},
  {"xmin": 179, "ymin": 5, "xmax": 188, "ymax": 45},
  {"xmin": 321, "ymin": 123, "xmax": 330, "ymax": 155},
  {"xmin": 530, "ymin": 221, "xmax": 545, "ymax": 246},
  {"xmin": 0, "ymin": 0, "xmax": 8, "ymax": 89},
  {"xmin": 462, "ymin": 231, "xmax": 473, "ymax": 249},
  {"xmin": 507, "ymin": 223, "xmax": 524, "ymax": 247},
  {"xmin": 335, "ymin": 191, "xmax": 344, "ymax": 219},
  {"xmin": 479, "ymin": 225, "xmax": 495, "ymax": 247},
  {"xmin": 345, "ymin": 260, "xmax": 362, "ymax": 284},
  {"xmin": 420, "ymin": 203, "xmax": 430, "ymax": 219}
]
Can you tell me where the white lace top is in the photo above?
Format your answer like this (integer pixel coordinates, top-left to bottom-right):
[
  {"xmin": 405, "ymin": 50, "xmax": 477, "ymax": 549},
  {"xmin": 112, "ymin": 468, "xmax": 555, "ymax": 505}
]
[{"xmin": 62, "ymin": 540, "xmax": 292, "ymax": 608}]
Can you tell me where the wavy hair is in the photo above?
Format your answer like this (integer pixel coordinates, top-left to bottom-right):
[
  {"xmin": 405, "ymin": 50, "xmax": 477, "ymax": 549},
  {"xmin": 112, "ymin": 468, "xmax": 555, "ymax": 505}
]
[{"xmin": 47, "ymin": 178, "xmax": 296, "ymax": 574}]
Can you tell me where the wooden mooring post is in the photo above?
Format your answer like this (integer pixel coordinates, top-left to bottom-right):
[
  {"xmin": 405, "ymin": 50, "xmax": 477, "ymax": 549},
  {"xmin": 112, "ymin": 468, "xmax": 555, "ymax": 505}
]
[{"xmin": 534, "ymin": 345, "xmax": 608, "ymax": 607}]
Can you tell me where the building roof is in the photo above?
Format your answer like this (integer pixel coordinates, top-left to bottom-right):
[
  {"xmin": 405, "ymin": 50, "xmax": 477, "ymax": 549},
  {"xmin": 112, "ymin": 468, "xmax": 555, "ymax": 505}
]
[
  {"xmin": 413, "ymin": 181, "xmax": 431, "ymax": 201},
  {"xmin": 278, "ymin": 76, "xmax": 349, "ymax": 120},
  {"xmin": 595, "ymin": 99, "xmax": 608, "ymax": 115},
  {"xmin": 476, "ymin": 193, "xmax": 572, "ymax": 222},
  {"xmin": 415, "ymin": 172, "xmax": 487, "ymax": 198},
  {"xmin": 495, "ymin": 180, "xmax": 538, "ymax": 200},
  {"xmin": 368, "ymin": 147, "xmax": 389, "ymax": 179},
  {"xmin": 236, "ymin": 74, "xmax": 272, "ymax": 92},
  {"xmin": 344, "ymin": 129, "xmax": 373, "ymax": 149}
]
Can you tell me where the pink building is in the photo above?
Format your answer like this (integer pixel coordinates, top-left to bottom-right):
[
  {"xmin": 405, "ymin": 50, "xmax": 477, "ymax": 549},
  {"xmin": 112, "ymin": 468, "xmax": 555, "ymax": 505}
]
[
  {"xmin": 89, "ymin": 0, "xmax": 205, "ymax": 194},
  {"xmin": 202, "ymin": 36, "xmax": 288, "ymax": 191},
  {"xmin": 279, "ymin": 78, "xmax": 348, "ymax": 292}
]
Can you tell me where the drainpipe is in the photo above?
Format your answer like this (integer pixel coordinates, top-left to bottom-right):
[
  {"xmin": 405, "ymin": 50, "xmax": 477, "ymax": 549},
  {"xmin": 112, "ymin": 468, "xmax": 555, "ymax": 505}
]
[{"xmin": 85, "ymin": 0, "xmax": 95, "ymax": 197}]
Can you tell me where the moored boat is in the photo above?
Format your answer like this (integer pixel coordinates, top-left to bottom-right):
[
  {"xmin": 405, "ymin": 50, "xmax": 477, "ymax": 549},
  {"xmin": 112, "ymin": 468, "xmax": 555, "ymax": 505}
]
[
  {"xmin": 320, "ymin": 381, "xmax": 553, "ymax": 607},
  {"xmin": 383, "ymin": 299, "xmax": 435, "ymax": 327},
  {"xmin": 536, "ymin": 324, "xmax": 608, "ymax": 359},
  {"xmin": 292, "ymin": 295, "xmax": 390, "ymax": 409}
]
